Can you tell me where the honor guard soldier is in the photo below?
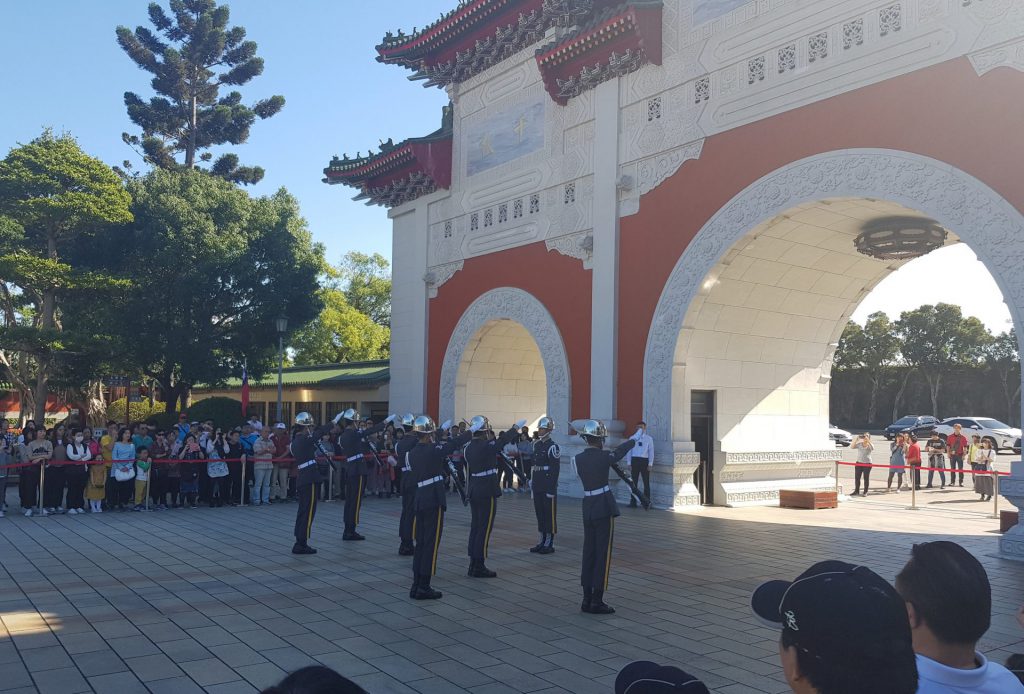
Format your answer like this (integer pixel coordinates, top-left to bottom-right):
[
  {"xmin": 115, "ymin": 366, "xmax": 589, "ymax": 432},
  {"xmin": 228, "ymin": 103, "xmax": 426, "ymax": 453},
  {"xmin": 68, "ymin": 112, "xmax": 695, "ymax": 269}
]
[
  {"xmin": 571, "ymin": 419, "xmax": 648, "ymax": 614},
  {"xmin": 407, "ymin": 416, "xmax": 477, "ymax": 600},
  {"xmin": 463, "ymin": 416, "xmax": 525, "ymax": 578},
  {"xmin": 290, "ymin": 412, "xmax": 329, "ymax": 555},
  {"xmin": 395, "ymin": 413, "xmax": 418, "ymax": 556},
  {"xmin": 529, "ymin": 417, "xmax": 560, "ymax": 554},
  {"xmin": 335, "ymin": 409, "xmax": 395, "ymax": 540}
]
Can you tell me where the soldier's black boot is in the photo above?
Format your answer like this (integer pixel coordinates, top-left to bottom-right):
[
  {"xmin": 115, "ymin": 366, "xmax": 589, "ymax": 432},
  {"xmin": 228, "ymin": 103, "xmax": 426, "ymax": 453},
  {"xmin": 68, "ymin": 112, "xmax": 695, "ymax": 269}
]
[
  {"xmin": 398, "ymin": 542, "xmax": 414, "ymax": 556},
  {"xmin": 537, "ymin": 534, "xmax": 554, "ymax": 554},
  {"xmin": 468, "ymin": 560, "xmax": 497, "ymax": 578},
  {"xmin": 581, "ymin": 587, "xmax": 593, "ymax": 613},
  {"xmin": 409, "ymin": 575, "xmax": 420, "ymax": 599},
  {"xmin": 342, "ymin": 526, "xmax": 365, "ymax": 541},
  {"xmin": 291, "ymin": 542, "xmax": 317, "ymax": 555},
  {"xmin": 589, "ymin": 590, "xmax": 615, "ymax": 615},
  {"xmin": 529, "ymin": 533, "xmax": 544, "ymax": 553},
  {"xmin": 413, "ymin": 576, "xmax": 442, "ymax": 600}
]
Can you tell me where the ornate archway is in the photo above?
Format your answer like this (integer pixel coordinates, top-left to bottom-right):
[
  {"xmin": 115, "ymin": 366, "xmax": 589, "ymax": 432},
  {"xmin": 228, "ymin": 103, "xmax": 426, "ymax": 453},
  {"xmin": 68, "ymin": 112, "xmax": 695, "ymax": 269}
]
[
  {"xmin": 439, "ymin": 287, "xmax": 571, "ymax": 431},
  {"xmin": 643, "ymin": 149, "xmax": 1024, "ymax": 448}
]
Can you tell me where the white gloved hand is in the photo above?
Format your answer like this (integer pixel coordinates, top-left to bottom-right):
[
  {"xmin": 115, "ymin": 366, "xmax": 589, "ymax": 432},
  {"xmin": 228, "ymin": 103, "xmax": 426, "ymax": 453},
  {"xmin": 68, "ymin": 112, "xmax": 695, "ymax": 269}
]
[
  {"xmin": 332, "ymin": 412, "xmax": 344, "ymax": 424},
  {"xmin": 469, "ymin": 420, "xmax": 484, "ymax": 433},
  {"xmin": 514, "ymin": 419, "xmax": 527, "ymax": 429},
  {"xmin": 439, "ymin": 419, "xmax": 452, "ymax": 432},
  {"xmin": 385, "ymin": 414, "xmax": 397, "ymax": 424}
]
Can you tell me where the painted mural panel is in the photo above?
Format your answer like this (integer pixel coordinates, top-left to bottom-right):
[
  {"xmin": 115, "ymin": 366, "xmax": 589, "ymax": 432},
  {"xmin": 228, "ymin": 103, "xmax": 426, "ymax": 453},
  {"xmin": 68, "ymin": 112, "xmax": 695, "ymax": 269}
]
[
  {"xmin": 465, "ymin": 98, "xmax": 545, "ymax": 176},
  {"xmin": 692, "ymin": 0, "xmax": 750, "ymax": 25}
]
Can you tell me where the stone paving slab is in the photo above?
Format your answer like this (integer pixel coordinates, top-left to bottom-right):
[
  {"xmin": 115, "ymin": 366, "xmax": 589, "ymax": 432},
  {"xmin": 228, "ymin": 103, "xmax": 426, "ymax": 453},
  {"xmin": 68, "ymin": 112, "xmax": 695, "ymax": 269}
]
[{"xmin": 1, "ymin": 484, "xmax": 1022, "ymax": 693}]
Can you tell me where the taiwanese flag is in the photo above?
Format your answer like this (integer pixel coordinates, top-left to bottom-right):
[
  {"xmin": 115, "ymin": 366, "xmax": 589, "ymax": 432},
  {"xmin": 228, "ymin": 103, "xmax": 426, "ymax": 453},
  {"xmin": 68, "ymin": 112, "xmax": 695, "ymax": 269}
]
[{"xmin": 240, "ymin": 364, "xmax": 249, "ymax": 418}]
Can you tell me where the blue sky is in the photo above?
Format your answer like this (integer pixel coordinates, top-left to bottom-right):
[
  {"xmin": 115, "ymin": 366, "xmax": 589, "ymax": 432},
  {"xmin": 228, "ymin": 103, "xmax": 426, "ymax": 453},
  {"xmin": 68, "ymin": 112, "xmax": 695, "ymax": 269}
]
[{"xmin": 0, "ymin": 0, "xmax": 453, "ymax": 265}]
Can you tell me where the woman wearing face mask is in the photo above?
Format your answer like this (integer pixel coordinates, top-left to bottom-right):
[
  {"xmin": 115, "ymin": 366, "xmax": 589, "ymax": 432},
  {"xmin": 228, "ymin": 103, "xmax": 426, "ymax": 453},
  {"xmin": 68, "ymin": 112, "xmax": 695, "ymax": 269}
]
[{"xmin": 65, "ymin": 429, "xmax": 92, "ymax": 514}]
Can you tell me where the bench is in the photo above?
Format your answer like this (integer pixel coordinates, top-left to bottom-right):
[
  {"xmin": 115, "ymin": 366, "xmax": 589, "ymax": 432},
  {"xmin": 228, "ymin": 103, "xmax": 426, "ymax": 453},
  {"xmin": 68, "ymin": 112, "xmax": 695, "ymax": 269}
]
[{"xmin": 779, "ymin": 489, "xmax": 838, "ymax": 510}]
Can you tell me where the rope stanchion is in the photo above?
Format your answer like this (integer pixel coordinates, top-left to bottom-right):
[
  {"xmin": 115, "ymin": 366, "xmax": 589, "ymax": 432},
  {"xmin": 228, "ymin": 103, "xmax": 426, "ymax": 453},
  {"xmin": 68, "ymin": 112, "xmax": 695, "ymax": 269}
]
[
  {"xmin": 240, "ymin": 456, "xmax": 247, "ymax": 507},
  {"xmin": 37, "ymin": 464, "xmax": 44, "ymax": 513},
  {"xmin": 992, "ymin": 471, "xmax": 1000, "ymax": 520},
  {"xmin": 835, "ymin": 460, "xmax": 1007, "ymax": 514},
  {"xmin": 834, "ymin": 460, "xmax": 839, "ymax": 496},
  {"xmin": 909, "ymin": 467, "xmax": 918, "ymax": 511}
]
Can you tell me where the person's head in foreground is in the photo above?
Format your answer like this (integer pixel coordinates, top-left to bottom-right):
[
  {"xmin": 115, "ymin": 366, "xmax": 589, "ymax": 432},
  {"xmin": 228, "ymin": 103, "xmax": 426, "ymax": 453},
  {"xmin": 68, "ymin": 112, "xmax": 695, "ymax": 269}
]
[
  {"xmin": 752, "ymin": 560, "xmax": 918, "ymax": 694},
  {"xmin": 895, "ymin": 541, "xmax": 1024, "ymax": 692},
  {"xmin": 615, "ymin": 661, "xmax": 710, "ymax": 693},
  {"xmin": 261, "ymin": 665, "xmax": 367, "ymax": 694}
]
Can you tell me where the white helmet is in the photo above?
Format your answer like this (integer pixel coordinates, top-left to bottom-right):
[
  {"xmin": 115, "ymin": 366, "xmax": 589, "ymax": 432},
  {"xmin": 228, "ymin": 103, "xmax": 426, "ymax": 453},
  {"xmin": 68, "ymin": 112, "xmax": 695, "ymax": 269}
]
[
  {"xmin": 469, "ymin": 415, "xmax": 492, "ymax": 435},
  {"xmin": 340, "ymin": 408, "xmax": 361, "ymax": 423},
  {"xmin": 571, "ymin": 419, "xmax": 607, "ymax": 441},
  {"xmin": 411, "ymin": 415, "xmax": 436, "ymax": 435},
  {"xmin": 295, "ymin": 412, "xmax": 315, "ymax": 427},
  {"xmin": 537, "ymin": 416, "xmax": 555, "ymax": 432}
]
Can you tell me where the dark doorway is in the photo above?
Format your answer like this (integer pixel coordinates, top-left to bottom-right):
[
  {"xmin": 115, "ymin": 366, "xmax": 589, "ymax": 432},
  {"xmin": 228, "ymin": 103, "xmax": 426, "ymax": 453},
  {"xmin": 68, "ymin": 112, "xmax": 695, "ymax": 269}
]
[{"xmin": 691, "ymin": 390, "xmax": 715, "ymax": 506}]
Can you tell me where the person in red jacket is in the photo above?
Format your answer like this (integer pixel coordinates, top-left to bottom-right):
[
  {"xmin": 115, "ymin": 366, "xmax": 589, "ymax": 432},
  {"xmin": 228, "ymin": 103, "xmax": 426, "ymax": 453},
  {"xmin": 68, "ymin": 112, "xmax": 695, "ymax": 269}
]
[{"xmin": 946, "ymin": 423, "xmax": 969, "ymax": 488}]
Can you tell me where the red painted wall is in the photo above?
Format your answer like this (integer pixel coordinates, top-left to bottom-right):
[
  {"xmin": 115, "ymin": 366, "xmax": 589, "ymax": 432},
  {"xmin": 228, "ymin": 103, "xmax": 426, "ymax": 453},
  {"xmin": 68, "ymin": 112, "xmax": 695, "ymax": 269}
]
[
  {"xmin": 426, "ymin": 242, "xmax": 592, "ymax": 420},
  {"xmin": 616, "ymin": 57, "xmax": 1024, "ymax": 423}
]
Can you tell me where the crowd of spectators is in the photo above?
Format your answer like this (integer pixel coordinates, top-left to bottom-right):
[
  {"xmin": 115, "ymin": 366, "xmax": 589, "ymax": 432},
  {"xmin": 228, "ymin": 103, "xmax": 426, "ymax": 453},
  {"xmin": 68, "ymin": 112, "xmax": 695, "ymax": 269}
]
[{"xmin": 0, "ymin": 414, "xmax": 541, "ymax": 517}]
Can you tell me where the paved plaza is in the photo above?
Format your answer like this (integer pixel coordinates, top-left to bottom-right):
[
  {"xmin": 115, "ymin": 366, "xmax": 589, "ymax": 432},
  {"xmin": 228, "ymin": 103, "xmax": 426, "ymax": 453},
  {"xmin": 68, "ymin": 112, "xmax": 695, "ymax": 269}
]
[{"xmin": 1, "ymin": 477, "xmax": 1023, "ymax": 694}]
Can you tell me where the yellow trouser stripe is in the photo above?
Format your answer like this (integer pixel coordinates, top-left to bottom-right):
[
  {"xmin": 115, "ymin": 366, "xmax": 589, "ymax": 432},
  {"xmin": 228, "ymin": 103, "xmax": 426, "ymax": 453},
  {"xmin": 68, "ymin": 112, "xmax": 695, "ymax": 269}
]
[
  {"xmin": 412, "ymin": 516, "xmax": 416, "ymax": 539},
  {"xmin": 306, "ymin": 492, "xmax": 317, "ymax": 540},
  {"xmin": 551, "ymin": 497, "xmax": 557, "ymax": 535},
  {"xmin": 431, "ymin": 508, "xmax": 443, "ymax": 575},
  {"xmin": 604, "ymin": 517, "xmax": 615, "ymax": 590},
  {"xmin": 483, "ymin": 497, "xmax": 496, "ymax": 559},
  {"xmin": 354, "ymin": 475, "xmax": 364, "ymax": 524}
]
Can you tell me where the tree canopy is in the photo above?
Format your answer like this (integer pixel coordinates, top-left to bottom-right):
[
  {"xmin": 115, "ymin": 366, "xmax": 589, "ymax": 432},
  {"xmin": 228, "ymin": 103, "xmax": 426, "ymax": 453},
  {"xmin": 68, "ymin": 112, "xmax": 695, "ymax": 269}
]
[{"xmin": 116, "ymin": 0, "xmax": 285, "ymax": 184}]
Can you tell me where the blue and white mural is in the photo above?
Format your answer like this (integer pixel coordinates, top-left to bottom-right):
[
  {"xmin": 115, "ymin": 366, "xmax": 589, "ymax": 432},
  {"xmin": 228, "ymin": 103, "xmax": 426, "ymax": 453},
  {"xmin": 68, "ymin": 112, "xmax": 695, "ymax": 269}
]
[
  {"xmin": 692, "ymin": 0, "xmax": 751, "ymax": 25},
  {"xmin": 465, "ymin": 98, "xmax": 545, "ymax": 176}
]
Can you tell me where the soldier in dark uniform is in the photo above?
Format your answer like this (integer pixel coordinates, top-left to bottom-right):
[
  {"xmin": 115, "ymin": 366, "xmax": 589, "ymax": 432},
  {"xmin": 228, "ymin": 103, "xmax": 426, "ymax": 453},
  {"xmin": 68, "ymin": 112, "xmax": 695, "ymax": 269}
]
[
  {"xmin": 407, "ymin": 416, "xmax": 477, "ymax": 600},
  {"xmin": 335, "ymin": 409, "xmax": 395, "ymax": 540},
  {"xmin": 463, "ymin": 415, "xmax": 525, "ymax": 578},
  {"xmin": 290, "ymin": 412, "xmax": 330, "ymax": 555},
  {"xmin": 394, "ymin": 414, "xmax": 417, "ymax": 556},
  {"xmin": 529, "ymin": 417, "xmax": 560, "ymax": 555},
  {"xmin": 572, "ymin": 419, "xmax": 646, "ymax": 614}
]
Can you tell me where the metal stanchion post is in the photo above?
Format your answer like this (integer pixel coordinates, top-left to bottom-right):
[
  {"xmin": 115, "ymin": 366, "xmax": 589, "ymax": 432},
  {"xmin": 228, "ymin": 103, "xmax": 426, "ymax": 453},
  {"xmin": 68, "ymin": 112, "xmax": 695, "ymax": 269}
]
[
  {"xmin": 240, "ymin": 457, "xmax": 247, "ymax": 506},
  {"xmin": 834, "ymin": 460, "xmax": 839, "ymax": 497},
  {"xmin": 327, "ymin": 466, "xmax": 333, "ymax": 502},
  {"xmin": 908, "ymin": 466, "xmax": 919, "ymax": 510},
  {"xmin": 38, "ymin": 464, "xmax": 45, "ymax": 513},
  {"xmin": 991, "ymin": 470, "xmax": 1000, "ymax": 519}
]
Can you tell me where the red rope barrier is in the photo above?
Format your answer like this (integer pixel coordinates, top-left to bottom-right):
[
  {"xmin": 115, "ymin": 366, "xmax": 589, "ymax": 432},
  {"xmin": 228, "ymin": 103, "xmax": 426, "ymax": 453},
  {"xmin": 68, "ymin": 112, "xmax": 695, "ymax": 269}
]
[
  {"xmin": 836, "ymin": 460, "xmax": 1008, "ymax": 475},
  {"xmin": 0, "ymin": 452, "xmax": 395, "ymax": 470}
]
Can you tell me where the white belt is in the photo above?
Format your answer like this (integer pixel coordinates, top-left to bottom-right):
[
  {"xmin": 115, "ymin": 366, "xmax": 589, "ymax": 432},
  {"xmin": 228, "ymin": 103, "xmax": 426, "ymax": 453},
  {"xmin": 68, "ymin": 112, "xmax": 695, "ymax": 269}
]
[
  {"xmin": 471, "ymin": 468, "xmax": 497, "ymax": 478},
  {"xmin": 347, "ymin": 454, "xmax": 362, "ymax": 462},
  {"xmin": 297, "ymin": 460, "xmax": 316, "ymax": 470},
  {"xmin": 401, "ymin": 465, "xmax": 411, "ymax": 472},
  {"xmin": 418, "ymin": 475, "xmax": 444, "ymax": 488},
  {"xmin": 534, "ymin": 465, "xmax": 550, "ymax": 472},
  {"xmin": 583, "ymin": 485, "xmax": 610, "ymax": 497}
]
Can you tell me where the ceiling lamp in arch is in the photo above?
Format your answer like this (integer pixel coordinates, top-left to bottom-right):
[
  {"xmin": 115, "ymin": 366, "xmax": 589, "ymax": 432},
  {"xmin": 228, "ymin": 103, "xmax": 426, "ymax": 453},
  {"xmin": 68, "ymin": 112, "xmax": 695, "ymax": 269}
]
[{"xmin": 854, "ymin": 216, "xmax": 948, "ymax": 260}]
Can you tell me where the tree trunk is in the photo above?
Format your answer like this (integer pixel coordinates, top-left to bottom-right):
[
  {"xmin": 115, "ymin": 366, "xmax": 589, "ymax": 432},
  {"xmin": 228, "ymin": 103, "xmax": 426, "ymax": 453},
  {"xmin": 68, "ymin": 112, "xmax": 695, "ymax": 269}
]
[
  {"xmin": 892, "ymin": 369, "xmax": 913, "ymax": 422},
  {"xmin": 867, "ymin": 375, "xmax": 881, "ymax": 427},
  {"xmin": 33, "ymin": 231, "xmax": 58, "ymax": 423},
  {"xmin": 925, "ymin": 371, "xmax": 942, "ymax": 419},
  {"xmin": 85, "ymin": 379, "xmax": 107, "ymax": 427}
]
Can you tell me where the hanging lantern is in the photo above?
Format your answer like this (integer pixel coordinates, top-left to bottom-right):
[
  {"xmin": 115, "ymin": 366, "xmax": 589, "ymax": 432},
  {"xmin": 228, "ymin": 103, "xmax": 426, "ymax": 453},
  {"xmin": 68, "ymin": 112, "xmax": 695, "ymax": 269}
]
[{"xmin": 854, "ymin": 216, "xmax": 947, "ymax": 260}]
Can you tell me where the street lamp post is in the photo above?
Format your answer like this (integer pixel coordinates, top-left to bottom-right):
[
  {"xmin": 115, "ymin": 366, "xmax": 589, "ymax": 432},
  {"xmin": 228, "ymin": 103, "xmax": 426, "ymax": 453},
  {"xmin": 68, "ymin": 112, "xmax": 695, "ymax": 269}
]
[{"xmin": 275, "ymin": 316, "xmax": 288, "ymax": 423}]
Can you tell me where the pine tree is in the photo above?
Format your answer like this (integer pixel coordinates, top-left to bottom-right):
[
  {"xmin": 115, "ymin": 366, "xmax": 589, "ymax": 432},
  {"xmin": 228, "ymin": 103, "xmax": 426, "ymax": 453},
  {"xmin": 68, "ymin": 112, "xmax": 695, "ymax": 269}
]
[{"xmin": 116, "ymin": 0, "xmax": 285, "ymax": 184}]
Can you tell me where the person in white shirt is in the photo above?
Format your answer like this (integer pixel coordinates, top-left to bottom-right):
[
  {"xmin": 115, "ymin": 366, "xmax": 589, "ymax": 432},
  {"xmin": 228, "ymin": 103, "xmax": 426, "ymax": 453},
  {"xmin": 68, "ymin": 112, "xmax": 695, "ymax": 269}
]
[
  {"xmin": 247, "ymin": 415, "xmax": 264, "ymax": 432},
  {"xmin": 628, "ymin": 421, "xmax": 654, "ymax": 508},
  {"xmin": 894, "ymin": 541, "xmax": 1024, "ymax": 693}
]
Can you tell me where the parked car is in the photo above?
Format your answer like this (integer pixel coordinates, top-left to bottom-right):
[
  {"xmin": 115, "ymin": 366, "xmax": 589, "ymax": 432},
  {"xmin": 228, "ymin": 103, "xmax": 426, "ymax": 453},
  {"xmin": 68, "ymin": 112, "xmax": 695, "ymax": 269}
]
[
  {"xmin": 884, "ymin": 415, "xmax": 939, "ymax": 440},
  {"xmin": 829, "ymin": 424, "xmax": 852, "ymax": 447},
  {"xmin": 933, "ymin": 417, "xmax": 1022, "ymax": 453}
]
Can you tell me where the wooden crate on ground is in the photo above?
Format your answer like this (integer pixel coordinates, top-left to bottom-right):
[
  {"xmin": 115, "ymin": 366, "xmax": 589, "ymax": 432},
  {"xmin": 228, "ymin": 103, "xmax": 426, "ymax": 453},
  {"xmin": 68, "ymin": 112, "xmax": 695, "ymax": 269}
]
[
  {"xmin": 1001, "ymin": 510, "xmax": 1019, "ymax": 533},
  {"xmin": 779, "ymin": 489, "xmax": 838, "ymax": 510}
]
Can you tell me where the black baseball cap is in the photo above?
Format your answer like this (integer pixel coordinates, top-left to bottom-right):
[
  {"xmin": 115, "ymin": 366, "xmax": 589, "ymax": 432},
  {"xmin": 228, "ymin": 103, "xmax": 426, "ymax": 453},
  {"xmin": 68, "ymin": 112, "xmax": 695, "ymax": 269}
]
[
  {"xmin": 615, "ymin": 661, "xmax": 710, "ymax": 694},
  {"xmin": 751, "ymin": 560, "xmax": 913, "ymax": 666}
]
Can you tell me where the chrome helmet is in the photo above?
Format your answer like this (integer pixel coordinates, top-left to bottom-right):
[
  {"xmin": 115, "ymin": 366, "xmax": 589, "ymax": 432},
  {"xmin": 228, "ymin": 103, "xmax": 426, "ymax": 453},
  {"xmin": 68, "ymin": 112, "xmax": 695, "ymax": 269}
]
[
  {"xmin": 340, "ymin": 408, "xmax": 361, "ymax": 423},
  {"xmin": 469, "ymin": 415, "xmax": 492, "ymax": 435},
  {"xmin": 537, "ymin": 416, "xmax": 555, "ymax": 432},
  {"xmin": 411, "ymin": 415, "xmax": 437, "ymax": 435},
  {"xmin": 400, "ymin": 413, "xmax": 416, "ymax": 429},
  {"xmin": 295, "ymin": 412, "xmax": 315, "ymax": 427},
  {"xmin": 571, "ymin": 419, "xmax": 607, "ymax": 441}
]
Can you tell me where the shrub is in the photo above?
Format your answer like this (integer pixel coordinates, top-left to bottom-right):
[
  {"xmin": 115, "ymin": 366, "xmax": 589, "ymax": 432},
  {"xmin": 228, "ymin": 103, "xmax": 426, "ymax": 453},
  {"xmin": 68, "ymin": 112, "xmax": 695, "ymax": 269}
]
[
  {"xmin": 185, "ymin": 397, "xmax": 245, "ymax": 430},
  {"xmin": 105, "ymin": 398, "xmax": 166, "ymax": 424}
]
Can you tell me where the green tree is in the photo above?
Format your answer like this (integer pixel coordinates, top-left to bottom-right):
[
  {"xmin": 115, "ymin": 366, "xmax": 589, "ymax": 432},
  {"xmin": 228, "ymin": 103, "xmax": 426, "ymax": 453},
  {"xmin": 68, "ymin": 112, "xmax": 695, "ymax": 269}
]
[
  {"xmin": 895, "ymin": 303, "xmax": 993, "ymax": 419},
  {"xmin": 81, "ymin": 169, "xmax": 323, "ymax": 410},
  {"xmin": 290, "ymin": 287, "xmax": 390, "ymax": 365},
  {"xmin": 336, "ymin": 251, "xmax": 391, "ymax": 327},
  {"xmin": 116, "ymin": 0, "xmax": 285, "ymax": 184},
  {"xmin": 986, "ymin": 329, "xmax": 1020, "ymax": 425},
  {"xmin": 0, "ymin": 132, "xmax": 133, "ymax": 422},
  {"xmin": 835, "ymin": 312, "xmax": 899, "ymax": 425}
]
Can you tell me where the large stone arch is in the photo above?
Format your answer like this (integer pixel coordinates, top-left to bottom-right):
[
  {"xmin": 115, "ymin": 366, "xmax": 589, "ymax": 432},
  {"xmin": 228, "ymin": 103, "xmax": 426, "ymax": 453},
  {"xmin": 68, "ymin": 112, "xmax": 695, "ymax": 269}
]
[
  {"xmin": 643, "ymin": 149, "xmax": 1024, "ymax": 448},
  {"xmin": 439, "ymin": 287, "xmax": 570, "ymax": 433}
]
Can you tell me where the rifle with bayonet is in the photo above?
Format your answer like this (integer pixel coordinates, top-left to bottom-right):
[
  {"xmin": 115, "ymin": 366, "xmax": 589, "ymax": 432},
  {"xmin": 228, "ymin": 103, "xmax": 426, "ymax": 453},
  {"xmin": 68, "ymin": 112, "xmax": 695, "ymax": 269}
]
[{"xmin": 611, "ymin": 461, "xmax": 651, "ymax": 510}]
